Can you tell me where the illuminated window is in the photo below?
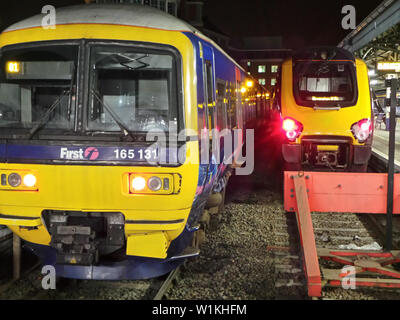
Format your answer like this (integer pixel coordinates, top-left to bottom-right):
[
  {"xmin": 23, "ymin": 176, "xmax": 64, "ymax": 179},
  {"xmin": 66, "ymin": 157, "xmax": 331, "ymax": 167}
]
[
  {"xmin": 258, "ymin": 65, "xmax": 266, "ymax": 73},
  {"xmin": 271, "ymin": 65, "xmax": 278, "ymax": 73},
  {"xmin": 259, "ymin": 78, "xmax": 266, "ymax": 85},
  {"xmin": 271, "ymin": 78, "xmax": 277, "ymax": 86}
]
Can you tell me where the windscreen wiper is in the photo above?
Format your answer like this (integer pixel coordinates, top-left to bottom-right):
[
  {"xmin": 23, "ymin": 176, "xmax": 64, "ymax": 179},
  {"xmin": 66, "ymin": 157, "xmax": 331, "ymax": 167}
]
[
  {"xmin": 28, "ymin": 90, "xmax": 70, "ymax": 139},
  {"xmin": 67, "ymin": 63, "xmax": 77, "ymax": 121},
  {"xmin": 91, "ymin": 89, "xmax": 135, "ymax": 141}
]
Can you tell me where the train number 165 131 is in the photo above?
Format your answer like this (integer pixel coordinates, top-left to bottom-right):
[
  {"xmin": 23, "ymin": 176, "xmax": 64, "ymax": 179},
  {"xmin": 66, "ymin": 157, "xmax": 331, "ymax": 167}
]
[{"xmin": 113, "ymin": 148, "xmax": 158, "ymax": 160}]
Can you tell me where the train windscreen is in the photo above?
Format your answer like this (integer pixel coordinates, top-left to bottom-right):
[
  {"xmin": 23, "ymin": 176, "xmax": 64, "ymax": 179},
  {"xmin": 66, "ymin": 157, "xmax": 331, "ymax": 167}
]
[
  {"xmin": 88, "ymin": 45, "xmax": 179, "ymax": 133},
  {"xmin": 293, "ymin": 61, "xmax": 358, "ymax": 108},
  {"xmin": 0, "ymin": 44, "xmax": 78, "ymax": 132}
]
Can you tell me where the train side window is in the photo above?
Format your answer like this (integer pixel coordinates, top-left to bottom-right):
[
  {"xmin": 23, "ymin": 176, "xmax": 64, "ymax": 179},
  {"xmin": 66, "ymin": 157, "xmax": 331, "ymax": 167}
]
[
  {"xmin": 204, "ymin": 60, "xmax": 215, "ymax": 130},
  {"xmin": 227, "ymin": 82, "xmax": 236, "ymax": 129},
  {"xmin": 216, "ymin": 80, "xmax": 227, "ymax": 130}
]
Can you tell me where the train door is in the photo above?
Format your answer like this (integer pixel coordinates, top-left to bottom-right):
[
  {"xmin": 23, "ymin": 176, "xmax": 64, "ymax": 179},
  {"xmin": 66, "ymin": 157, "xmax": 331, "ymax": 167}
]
[{"xmin": 202, "ymin": 43, "xmax": 218, "ymax": 191}]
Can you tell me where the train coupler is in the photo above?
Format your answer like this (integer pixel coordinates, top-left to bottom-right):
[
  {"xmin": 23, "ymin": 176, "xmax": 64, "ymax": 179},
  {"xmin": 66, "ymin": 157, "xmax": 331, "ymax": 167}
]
[
  {"xmin": 44, "ymin": 211, "xmax": 125, "ymax": 265},
  {"xmin": 51, "ymin": 225, "xmax": 99, "ymax": 265}
]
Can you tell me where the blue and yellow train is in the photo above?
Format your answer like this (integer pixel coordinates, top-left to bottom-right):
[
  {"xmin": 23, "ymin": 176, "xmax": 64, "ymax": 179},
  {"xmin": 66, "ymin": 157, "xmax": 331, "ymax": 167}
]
[{"xmin": 0, "ymin": 4, "xmax": 267, "ymax": 279}]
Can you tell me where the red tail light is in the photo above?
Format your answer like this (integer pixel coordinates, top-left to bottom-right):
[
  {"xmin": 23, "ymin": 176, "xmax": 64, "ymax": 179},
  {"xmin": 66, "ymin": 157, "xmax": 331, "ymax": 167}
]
[
  {"xmin": 282, "ymin": 117, "xmax": 303, "ymax": 141},
  {"xmin": 351, "ymin": 118, "xmax": 372, "ymax": 143}
]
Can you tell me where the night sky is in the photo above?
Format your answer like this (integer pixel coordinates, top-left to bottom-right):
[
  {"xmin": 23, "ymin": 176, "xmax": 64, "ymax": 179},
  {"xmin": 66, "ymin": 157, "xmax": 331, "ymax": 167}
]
[{"xmin": 0, "ymin": 0, "xmax": 384, "ymax": 49}]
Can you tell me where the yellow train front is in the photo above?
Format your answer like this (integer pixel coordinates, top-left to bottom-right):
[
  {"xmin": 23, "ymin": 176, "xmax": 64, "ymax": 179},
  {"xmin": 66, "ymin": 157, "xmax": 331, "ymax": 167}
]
[
  {"xmin": 278, "ymin": 47, "xmax": 373, "ymax": 172},
  {"xmin": 0, "ymin": 4, "xmax": 262, "ymax": 279}
]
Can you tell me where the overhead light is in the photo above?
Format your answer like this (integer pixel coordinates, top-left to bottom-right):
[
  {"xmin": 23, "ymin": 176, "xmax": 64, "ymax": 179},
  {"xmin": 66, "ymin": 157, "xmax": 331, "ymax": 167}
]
[
  {"xmin": 246, "ymin": 80, "xmax": 254, "ymax": 88},
  {"xmin": 377, "ymin": 61, "xmax": 400, "ymax": 73}
]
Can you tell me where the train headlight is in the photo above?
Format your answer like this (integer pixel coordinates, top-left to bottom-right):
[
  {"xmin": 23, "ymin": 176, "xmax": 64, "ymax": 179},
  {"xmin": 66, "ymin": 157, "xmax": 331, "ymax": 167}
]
[
  {"xmin": 351, "ymin": 118, "xmax": 372, "ymax": 143},
  {"xmin": 23, "ymin": 174, "xmax": 37, "ymax": 187},
  {"xmin": 8, "ymin": 173, "xmax": 21, "ymax": 187},
  {"xmin": 131, "ymin": 176, "xmax": 146, "ymax": 191},
  {"xmin": 126, "ymin": 173, "xmax": 178, "ymax": 195},
  {"xmin": 148, "ymin": 176, "xmax": 162, "ymax": 191},
  {"xmin": 282, "ymin": 117, "xmax": 303, "ymax": 142}
]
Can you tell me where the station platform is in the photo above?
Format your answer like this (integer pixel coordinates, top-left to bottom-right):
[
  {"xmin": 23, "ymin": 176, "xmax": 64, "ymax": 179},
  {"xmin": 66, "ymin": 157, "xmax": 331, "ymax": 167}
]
[{"xmin": 372, "ymin": 118, "xmax": 400, "ymax": 168}]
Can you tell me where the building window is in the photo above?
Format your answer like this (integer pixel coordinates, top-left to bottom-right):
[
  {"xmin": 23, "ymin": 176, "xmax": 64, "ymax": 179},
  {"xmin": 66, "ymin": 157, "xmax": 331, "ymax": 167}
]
[
  {"xmin": 159, "ymin": 0, "xmax": 166, "ymax": 11},
  {"xmin": 259, "ymin": 79, "xmax": 266, "ymax": 85},
  {"xmin": 168, "ymin": 2, "xmax": 176, "ymax": 15},
  {"xmin": 271, "ymin": 78, "xmax": 277, "ymax": 86},
  {"xmin": 151, "ymin": 0, "xmax": 158, "ymax": 8},
  {"xmin": 271, "ymin": 65, "xmax": 278, "ymax": 73},
  {"xmin": 258, "ymin": 65, "xmax": 266, "ymax": 73}
]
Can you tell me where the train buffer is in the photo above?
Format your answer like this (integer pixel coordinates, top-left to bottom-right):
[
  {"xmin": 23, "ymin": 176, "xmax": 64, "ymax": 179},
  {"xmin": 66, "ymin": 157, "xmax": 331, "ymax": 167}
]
[{"xmin": 284, "ymin": 171, "xmax": 400, "ymax": 297}]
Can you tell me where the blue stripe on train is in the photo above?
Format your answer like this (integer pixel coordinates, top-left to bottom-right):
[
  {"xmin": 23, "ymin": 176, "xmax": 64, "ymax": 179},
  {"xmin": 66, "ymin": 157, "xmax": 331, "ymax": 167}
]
[{"xmin": 0, "ymin": 144, "xmax": 178, "ymax": 163}]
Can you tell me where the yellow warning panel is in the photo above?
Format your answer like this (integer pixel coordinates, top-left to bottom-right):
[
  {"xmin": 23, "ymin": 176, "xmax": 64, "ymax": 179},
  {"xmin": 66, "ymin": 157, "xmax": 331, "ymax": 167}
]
[{"xmin": 126, "ymin": 232, "xmax": 169, "ymax": 259}]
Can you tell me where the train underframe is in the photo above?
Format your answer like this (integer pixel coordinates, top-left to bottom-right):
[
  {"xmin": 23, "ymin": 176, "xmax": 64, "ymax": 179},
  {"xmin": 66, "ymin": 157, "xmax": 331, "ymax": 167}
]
[
  {"xmin": 18, "ymin": 172, "xmax": 230, "ymax": 280},
  {"xmin": 282, "ymin": 136, "xmax": 372, "ymax": 172}
]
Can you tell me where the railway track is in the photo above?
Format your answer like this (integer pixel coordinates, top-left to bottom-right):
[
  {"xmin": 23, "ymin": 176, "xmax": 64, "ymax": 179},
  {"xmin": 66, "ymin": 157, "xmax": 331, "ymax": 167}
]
[
  {"xmin": 0, "ymin": 263, "xmax": 183, "ymax": 300},
  {"xmin": 270, "ymin": 151, "xmax": 400, "ymax": 299},
  {"xmin": 271, "ymin": 211, "xmax": 400, "ymax": 299}
]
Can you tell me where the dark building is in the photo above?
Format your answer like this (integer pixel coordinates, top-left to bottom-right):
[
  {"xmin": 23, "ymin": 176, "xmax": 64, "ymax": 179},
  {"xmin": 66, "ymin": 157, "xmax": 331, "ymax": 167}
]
[
  {"xmin": 241, "ymin": 58, "xmax": 282, "ymax": 93},
  {"xmin": 228, "ymin": 37, "xmax": 292, "ymax": 92}
]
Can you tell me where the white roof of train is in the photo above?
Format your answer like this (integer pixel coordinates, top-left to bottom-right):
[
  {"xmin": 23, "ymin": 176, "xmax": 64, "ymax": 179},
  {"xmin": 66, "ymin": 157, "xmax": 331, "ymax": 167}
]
[
  {"xmin": 2, "ymin": 4, "xmax": 244, "ymax": 72},
  {"xmin": 4, "ymin": 4, "xmax": 196, "ymax": 33}
]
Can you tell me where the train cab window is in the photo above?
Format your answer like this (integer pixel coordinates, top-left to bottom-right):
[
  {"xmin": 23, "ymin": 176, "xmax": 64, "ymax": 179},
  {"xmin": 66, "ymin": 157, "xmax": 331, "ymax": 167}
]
[
  {"xmin": 88, "ymin": 45, "xmax": 179, "ymax": 133},
  {"xmin": 227, "ymin": 82, "xmax": 236, "ymax": 129},
  {"xmin": 293, "ymin": 61, "xmax": 358, "ymax": 107},
  {"xmin": 0, "ymin": 44, "xmax": 78, "ymax": 135}
]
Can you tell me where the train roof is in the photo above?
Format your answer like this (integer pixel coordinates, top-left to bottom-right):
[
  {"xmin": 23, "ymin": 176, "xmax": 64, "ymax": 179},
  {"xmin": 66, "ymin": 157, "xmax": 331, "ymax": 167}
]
[
  {"xmin": 2, "ymin": 4, "xmax": 245, "ymax": 72},
  {"xmin": 293, "ymin": 46, "xmax": 356, "ymax": 62},
  {"xmin": 3, "ymin": 4, "xmax": 196, "ymax": 33}
]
